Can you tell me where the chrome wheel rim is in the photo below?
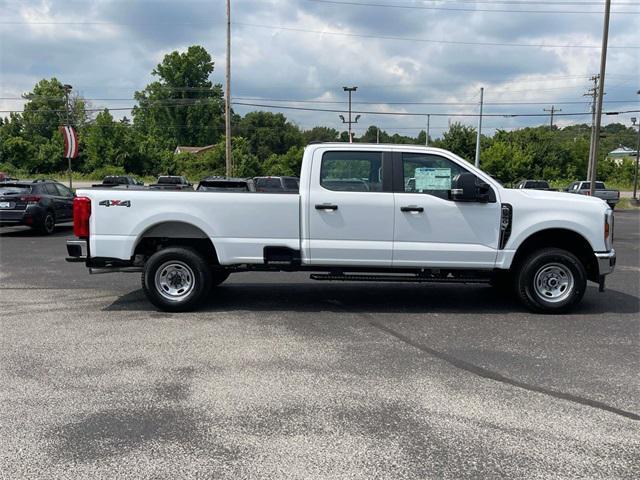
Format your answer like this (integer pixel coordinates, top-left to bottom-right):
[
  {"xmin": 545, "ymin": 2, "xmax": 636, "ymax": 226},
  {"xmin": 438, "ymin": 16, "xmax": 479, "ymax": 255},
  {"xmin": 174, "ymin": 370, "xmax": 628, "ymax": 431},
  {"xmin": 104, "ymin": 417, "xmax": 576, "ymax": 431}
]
[
  {"xmin": 533, "ymin": 263, "xmax": 574, "ymax": 303},
  {"xmin": 154, "ymin": 261, "xmax": 195, "ymax": 302}
]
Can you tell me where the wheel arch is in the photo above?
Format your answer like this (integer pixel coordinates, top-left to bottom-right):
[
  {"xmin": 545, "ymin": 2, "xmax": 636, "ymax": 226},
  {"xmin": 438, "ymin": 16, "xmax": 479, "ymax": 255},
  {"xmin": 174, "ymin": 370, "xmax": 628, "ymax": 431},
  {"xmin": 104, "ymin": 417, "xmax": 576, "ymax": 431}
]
[
  {"xmin": 132, "ymin": 220, "xmax": 219, "ymax": 265},
  {"xmin": 510, "ymin": 228, "xmax": 598, "ymax": 282}
]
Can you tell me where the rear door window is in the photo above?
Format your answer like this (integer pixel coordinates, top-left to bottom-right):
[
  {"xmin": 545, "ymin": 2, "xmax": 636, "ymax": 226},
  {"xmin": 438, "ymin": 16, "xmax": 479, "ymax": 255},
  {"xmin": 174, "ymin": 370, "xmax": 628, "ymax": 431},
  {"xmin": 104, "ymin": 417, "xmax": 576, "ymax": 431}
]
[
  {"xmin": 44, "ymin": 183, "xmax": 59, "ymax": 195},
  {"xmin": 55, "ymin": 183, "xmax": 73, "ymax": 197},
  {"xmin": 320, "ymin": 151, "xmax": 384, "ymax": 192}
]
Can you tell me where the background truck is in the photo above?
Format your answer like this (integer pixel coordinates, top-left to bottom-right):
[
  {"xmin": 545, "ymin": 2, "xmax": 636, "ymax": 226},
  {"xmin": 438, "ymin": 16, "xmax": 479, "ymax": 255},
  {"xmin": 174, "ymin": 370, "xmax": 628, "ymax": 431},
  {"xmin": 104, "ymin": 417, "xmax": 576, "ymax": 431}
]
[
  {"xmin": 515, "ymin": 180, "xmax": 555, "ymax": 191},
  {"xmin": 91, "ymin": 175, "xmax": 144, "ymax": 188},
  {"xmin": 149, "ymin": 175, "xmax": 193, "ymax": 190},
  {"xmin": 66, "ymin": 144, "xmax": 615, "ymax": 314},
  {"xmin": 565, "ymin": 181, "xmax": 620, "ymax": 209}
]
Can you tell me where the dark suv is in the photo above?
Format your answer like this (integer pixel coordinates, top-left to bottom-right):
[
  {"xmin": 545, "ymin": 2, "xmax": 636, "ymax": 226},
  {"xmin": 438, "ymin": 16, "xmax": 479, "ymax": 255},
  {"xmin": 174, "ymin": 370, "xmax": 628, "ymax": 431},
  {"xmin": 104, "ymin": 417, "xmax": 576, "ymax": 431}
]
[{"xmin": 0, "ymin": 179, "xmax": 74, "ymax": 234}]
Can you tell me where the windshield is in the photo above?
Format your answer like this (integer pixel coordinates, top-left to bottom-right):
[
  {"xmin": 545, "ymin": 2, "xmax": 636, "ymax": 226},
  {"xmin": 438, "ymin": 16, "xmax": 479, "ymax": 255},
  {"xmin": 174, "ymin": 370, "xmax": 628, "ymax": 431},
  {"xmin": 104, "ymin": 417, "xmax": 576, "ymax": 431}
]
[{"xmin": 0, "ymin": 184, "xmax": 32, "ymax": 195}]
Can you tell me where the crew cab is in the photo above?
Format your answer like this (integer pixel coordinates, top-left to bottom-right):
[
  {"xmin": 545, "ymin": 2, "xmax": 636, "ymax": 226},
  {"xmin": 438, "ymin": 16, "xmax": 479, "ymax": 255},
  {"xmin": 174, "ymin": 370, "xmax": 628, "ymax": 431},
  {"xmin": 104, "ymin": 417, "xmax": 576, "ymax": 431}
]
[
  {"xmin": 565, "ymin": 181, "xmax": 620, "ymax": 209},
  {"xmin": 66, "ymin": 144, "xmax": 615, "ymax": 313}
]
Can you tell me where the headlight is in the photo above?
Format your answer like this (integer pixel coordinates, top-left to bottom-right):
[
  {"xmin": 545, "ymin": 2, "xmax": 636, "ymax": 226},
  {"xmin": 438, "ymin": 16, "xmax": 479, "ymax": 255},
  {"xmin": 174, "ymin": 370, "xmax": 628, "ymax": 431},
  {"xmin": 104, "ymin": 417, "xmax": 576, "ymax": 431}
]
[{"xmin": 604, "ymin": 211, "xmax": 614, "ymax": 250}]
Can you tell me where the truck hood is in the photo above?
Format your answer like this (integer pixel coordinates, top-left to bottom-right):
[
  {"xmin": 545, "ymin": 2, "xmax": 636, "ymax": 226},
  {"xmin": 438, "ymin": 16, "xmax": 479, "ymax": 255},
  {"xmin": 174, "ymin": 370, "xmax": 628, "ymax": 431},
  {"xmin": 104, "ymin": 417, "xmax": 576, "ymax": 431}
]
[{"xmin": 503, "ymin": 188, "xmax": 610, "ymax": 210}]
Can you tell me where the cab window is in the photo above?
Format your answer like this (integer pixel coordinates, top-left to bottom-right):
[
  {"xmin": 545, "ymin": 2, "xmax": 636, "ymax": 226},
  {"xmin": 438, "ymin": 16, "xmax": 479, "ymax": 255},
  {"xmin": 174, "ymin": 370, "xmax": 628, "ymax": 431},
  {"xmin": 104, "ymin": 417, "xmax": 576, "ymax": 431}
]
[
  {"xmin": 320, "ymin": 151, "xmax": 383, "ymax": 192},
  {"xmin": 401, "ymin": 153, "xmax": 469, "ymax": 200}
]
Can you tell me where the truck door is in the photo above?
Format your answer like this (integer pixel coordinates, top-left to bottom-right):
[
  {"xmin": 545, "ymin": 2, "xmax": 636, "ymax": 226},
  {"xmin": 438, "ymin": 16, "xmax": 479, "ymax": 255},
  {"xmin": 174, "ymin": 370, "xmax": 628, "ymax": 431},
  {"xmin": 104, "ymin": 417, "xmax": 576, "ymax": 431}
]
[
  {"xmin": 392, "ymin": 151, "xmax": 501, "ymax": 269},
  {"xmin": 307, "ymin": 149, "xmax": 394, "ymax": 266}
]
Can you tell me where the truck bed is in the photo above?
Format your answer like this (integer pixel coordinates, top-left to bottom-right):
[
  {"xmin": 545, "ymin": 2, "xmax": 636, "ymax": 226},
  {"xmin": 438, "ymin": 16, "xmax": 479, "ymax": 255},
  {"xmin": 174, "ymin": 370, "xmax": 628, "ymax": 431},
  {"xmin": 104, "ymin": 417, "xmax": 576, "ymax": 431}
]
[{"xmin": 79, "ymin": 189, "xmax": 301, "ymax": 264}]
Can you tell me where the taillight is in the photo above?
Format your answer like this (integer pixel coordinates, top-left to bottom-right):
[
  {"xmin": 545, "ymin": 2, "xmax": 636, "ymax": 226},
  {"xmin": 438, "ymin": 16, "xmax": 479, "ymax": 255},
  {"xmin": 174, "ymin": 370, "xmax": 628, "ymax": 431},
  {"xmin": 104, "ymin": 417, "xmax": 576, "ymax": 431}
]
[
  {"xmin": 73, "ymin": 196, "xmax": 91, "ymax": 237},
  {"xmin": 21, "ymin": 195, "xmax": 42, "ymax": 205}
]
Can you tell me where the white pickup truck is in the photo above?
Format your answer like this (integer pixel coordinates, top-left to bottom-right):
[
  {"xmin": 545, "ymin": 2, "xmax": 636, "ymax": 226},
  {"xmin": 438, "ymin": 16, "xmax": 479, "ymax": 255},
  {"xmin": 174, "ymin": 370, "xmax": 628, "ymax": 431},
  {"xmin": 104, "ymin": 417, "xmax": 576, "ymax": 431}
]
[{"xmin": 66, "ymin": 143, "xmax": 616, "ymax": 313}]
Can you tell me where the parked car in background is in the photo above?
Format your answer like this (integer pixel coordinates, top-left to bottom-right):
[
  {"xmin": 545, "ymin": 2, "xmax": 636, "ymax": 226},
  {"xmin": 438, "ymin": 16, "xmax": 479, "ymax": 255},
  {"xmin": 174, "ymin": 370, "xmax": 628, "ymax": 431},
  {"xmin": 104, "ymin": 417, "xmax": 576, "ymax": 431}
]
[
  {"xmin": 149, "ymin": 176, "xmax": 193, "ymax": 190},
  {"xmin": 254, "ymin": 176, "xmax": 299, "ymax": 193},
  {"xmin": 0, "ymin": 179, "xmax": 74, "ymax": 234},
  {"xmin": 92, "ymin": 175, "xmax": 144, "ymax": 188},
  {"xmin": 197, "ymin": 177, "xmax": 256, "ymax": 192},
  {"xmin": 565, "ymin": 181, "xmax": 620, "ymax": 209},
  {"xmin": 515, "ymin": 180, "xmax": 555, "ymax": 191}
]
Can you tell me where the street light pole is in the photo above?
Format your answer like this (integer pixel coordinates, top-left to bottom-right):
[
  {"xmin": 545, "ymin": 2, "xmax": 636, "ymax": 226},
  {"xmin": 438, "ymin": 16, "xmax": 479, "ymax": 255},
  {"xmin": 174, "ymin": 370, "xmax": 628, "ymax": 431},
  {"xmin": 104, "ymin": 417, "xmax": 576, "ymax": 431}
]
[
  {"xmin": 425, "ymin": 114, "xmax": 430, "ymax": 147},
  {"xmin": 588, "ymin": 0, "xmax": 611, "ymax": 197},
  {"xmin": 474, "ymin": 87, "xmax": 483, "ymax": 168},
  {"xmin": 63, "ymin": 84, "xmax": 73, "ymax": 189},
  {"xmin": 225, "ymin": 0, "xmax": 232, "ymax": 177},
  {"xmin": 632, "ymin": 115, "xmax": 640, "ymax": 202},
  {"xmin": 340, "ymin": 86, "xmax": 359, "ymax": 143}
]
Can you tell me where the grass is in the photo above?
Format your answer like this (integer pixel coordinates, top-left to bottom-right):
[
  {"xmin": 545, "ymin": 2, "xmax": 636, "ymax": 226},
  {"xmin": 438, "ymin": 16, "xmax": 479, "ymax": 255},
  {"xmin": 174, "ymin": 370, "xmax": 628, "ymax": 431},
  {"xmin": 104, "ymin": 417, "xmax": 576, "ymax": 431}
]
[{"xmin": 616, "ymin": 198, "xmax": 640, "ymax": 210}]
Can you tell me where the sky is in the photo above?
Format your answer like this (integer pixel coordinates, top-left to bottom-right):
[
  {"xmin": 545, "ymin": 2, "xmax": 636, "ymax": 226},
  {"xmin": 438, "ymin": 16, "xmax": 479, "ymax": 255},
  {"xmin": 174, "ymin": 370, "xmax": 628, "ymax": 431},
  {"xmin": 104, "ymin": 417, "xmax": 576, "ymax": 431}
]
[{"xmin": 0, "ymin": 0, "xmax": 639, "ymax": 139}]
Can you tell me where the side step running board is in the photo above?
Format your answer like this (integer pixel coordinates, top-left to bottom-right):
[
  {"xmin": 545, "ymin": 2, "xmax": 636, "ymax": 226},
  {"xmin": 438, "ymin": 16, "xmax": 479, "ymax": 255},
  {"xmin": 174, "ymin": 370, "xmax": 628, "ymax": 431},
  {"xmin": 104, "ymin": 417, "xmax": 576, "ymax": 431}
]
[{"xmin": 310, "ymin": 273, "xmax": 490, "ymax": 284}]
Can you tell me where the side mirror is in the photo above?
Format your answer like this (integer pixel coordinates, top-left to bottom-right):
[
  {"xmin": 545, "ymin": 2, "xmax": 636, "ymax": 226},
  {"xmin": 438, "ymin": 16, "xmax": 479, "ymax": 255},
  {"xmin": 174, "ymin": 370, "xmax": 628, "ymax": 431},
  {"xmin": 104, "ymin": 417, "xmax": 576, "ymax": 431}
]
[{"xmin": 451, "ymin": 173, "xmax": 491, "ymax": 203}]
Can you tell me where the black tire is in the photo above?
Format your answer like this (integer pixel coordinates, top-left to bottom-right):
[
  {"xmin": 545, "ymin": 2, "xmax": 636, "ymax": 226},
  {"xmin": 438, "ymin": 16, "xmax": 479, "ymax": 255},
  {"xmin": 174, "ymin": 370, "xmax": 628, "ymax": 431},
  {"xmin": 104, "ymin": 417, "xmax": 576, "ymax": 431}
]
[
  {"xmin": 515, "ymin": 247, "xmax": 587, "ymax": 314},
  {"xmin": 36, "ymin": 211, "xmax": 56, "ymax": 235},
  {"xmin": 141, "ymin": 247, "xmax": 211, "ymax": 312},
  {"xmin": 210, "ymin": 270, "xmax": 230, "ymax": 287}
]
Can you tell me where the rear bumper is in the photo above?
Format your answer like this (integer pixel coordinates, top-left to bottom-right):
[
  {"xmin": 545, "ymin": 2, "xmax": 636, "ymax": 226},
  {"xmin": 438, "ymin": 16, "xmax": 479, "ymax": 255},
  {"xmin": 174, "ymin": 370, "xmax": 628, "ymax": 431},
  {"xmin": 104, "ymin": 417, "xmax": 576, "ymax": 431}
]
[
  {"xmin": 595, "ymin": 249, "xmax": 616, "ymax": 276},
  {"xmin": 66, "ymin": 240, "xmax": 88, "ymax": 262},
  {"xmin": 0, "ymin": 210, "xmax": 27, "ymax": 225}
]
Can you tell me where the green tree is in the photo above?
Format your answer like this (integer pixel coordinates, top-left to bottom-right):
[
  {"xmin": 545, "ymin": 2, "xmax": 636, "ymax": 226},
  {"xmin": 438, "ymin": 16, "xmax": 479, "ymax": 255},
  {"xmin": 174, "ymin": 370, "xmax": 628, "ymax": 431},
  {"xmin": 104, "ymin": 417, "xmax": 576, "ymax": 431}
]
[
  {"xmin": 263, "ymin": 146, "xmax": 305, "ymax": 176},
  {"xmin": 236, "ymin": 111, "xmax": 303, "ymax": 159},
  {"xmin": 22, "ymin": 78, "xmax": 87, "ymax": 140},
  {"xmin": 434, "ymin": 123, "xmax": 478, "ymax": 161},
  {"xmin": 302, "ymin": 126, "xmax": 339, "ymax": 143},
  {"xmin": 83, "ymin": 109, "xmax": 132, "ymax": 172},
  {"xmin": 133, "ymin": 45, "xmax": 225, "ymax": 149}
]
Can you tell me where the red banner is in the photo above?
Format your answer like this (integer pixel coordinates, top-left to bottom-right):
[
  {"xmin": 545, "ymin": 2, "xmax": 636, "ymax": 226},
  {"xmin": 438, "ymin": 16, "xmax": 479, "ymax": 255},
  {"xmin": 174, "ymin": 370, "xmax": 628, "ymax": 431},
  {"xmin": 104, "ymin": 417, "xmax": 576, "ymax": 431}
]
[{"xmin": 59, "ymin": 125, "xmax": 78, "ymax": 159}]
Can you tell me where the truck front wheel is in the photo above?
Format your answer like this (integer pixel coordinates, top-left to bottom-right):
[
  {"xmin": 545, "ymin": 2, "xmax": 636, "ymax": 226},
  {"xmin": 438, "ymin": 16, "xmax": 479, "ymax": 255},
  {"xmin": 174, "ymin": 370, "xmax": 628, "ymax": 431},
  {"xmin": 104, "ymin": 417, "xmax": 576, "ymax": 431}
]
[
  {"xmin": 142, "ymin": 247, "xmax": 211, "ymax": 312},
  {"xmin": 516, "ymin": 248, "xmax": 587, "ymax": 314}
]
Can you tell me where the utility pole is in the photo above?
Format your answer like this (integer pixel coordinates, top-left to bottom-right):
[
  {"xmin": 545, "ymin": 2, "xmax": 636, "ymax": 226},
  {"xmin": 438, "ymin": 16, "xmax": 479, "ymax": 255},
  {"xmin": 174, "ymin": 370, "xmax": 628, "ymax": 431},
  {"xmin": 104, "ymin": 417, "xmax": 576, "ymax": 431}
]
[
  {"xmin": 225, "ymin": 0, "xmax": 232, "ymax": 177},
  {"xmin": 632, "ymin": 116, "xmax": 639, "ymax": 202},
  {"xmin": 339, "ymin": 86, "xmax": 359, "ymax": 143},
  {"xmin": 425, "ymin": 114, "xmax": 430, "ymax": 147},
  {"xmin": 474, "ymin": 87, "xmax": 483, "ymax": 168},
  {"xmin": 584, "ymin": 75, "xmax": 599, "ymax": 182},
  {"xmin": 63, "ymin": 84, "xmax": 73, "ymax": 189},
  {"xmin": 543, "ymin": 105, "xmax": 562, "ymax": 128},
  {"xmin": 589, "ymin": 0, "xmax": 611, "ymax": 197},
  {"xmin": 376, "ymin": 126, "xmax": 380, "ymax": 144}
]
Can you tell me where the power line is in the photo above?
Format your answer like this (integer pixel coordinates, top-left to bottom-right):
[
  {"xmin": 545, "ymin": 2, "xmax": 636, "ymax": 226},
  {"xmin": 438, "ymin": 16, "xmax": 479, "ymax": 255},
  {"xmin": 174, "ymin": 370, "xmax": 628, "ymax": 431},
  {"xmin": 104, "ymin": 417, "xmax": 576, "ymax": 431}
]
[
  {"xmin": 306, "ymin": 0, "xmax": 640, "ymax": 14},
  {"xmin": 2, "ymin": 95, "xmax": 637, "ymax": 106},
  {"xmin": 235, "ymin": 22, "xmax": 638, "ymax": 49}
]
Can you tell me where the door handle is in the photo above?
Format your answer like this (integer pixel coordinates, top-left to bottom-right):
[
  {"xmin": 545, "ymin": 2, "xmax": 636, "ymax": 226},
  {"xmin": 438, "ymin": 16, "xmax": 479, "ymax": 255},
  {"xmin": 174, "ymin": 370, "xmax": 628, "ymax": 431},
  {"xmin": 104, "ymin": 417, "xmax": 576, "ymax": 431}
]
[
  {"xmin": 400, "ymin": 206, "xmax": 424, "ymax": 213},
  {"xmin": 315, "ymin": 203, "xmax": 338, "ymax": 211}
]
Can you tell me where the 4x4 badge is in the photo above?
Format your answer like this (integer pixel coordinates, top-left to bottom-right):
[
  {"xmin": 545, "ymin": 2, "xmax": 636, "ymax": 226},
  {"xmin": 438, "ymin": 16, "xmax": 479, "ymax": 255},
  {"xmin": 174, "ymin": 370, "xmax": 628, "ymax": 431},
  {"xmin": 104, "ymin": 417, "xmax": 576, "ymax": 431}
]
[{"xmin": 99, "ymin": 200, "xmax": 131, "ymax": 207}]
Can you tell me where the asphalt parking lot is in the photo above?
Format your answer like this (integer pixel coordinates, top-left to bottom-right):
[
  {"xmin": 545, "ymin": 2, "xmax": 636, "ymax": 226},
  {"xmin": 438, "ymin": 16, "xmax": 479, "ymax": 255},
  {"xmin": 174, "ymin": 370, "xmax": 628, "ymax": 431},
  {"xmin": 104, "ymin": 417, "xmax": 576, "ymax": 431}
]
[{"xmin": 0, "ymin": 212, "xmax": 638, "ymax": 479}]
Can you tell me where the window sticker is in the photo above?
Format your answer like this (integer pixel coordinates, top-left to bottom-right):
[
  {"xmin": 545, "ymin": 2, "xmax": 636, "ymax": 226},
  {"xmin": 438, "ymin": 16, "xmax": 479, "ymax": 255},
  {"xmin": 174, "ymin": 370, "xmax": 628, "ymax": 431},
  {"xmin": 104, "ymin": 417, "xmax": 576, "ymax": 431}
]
[{"xmin": 414, "ymin": 167, "xmax": 452, "ymax": 191}]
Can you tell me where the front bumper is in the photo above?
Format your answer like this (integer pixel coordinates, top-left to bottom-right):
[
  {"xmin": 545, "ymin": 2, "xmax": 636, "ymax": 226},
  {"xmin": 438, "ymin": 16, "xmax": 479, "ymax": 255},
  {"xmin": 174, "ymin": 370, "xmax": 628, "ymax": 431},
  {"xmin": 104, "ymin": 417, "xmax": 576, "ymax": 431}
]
[{"xmin": 595, "ymin": 249, "xmax": 616, "ymax": 276}]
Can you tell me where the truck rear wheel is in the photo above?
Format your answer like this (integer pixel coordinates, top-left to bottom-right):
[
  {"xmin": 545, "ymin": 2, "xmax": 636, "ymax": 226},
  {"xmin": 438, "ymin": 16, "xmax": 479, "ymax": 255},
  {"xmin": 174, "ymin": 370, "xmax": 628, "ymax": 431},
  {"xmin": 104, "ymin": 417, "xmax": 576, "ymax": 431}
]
[
  {"xmin": 142, "ymin": 247, "xmax": 211, "ymax": 312},
  {"xmin": 516, "ymin": 248, "xmax": 586, "ymax": 314}
]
